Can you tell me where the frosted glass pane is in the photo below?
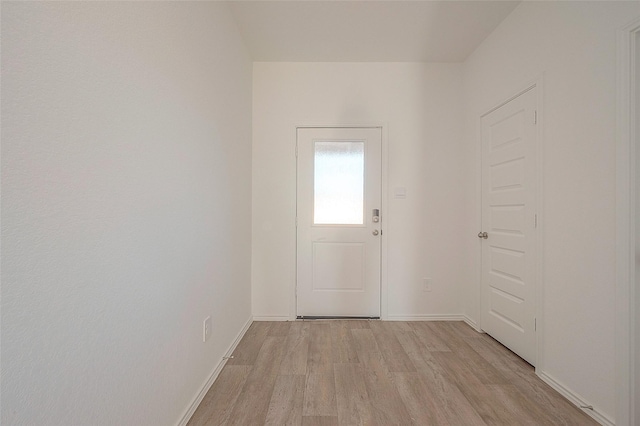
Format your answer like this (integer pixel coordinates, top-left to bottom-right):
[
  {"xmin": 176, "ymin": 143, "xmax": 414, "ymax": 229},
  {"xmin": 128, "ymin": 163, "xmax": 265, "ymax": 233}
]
[{"xmin": 314, "ymin": 141, "xmax": 364, "ymax": 225}]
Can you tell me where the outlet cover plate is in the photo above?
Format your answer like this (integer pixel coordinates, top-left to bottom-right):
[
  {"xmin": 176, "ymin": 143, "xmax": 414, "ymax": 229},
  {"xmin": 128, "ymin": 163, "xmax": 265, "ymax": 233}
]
[{"xmin": 423, "ymin": 278, "xmax": 432, "ymax": 292}]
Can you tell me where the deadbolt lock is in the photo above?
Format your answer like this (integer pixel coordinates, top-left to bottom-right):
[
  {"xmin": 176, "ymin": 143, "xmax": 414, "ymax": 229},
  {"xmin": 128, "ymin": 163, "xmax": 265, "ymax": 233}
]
[{"xmin": 372, "ymin": 209, "xmax": 380, "ymax": 223}]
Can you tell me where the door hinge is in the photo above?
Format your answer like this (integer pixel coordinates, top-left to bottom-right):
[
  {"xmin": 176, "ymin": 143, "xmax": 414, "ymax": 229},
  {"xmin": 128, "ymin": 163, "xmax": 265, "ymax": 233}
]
[
  {"xmin": 534, "ymin": 110, "xmax": 537, "ymax": 125},
  {"xmin": 534, "ymin": 318, "xmax": 537, "ymax": 331}
]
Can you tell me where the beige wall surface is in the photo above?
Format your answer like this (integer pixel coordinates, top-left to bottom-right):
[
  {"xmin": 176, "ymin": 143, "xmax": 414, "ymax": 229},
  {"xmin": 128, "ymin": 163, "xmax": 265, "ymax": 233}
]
[
  {"xmin": 462, "ymin": 1, "xmax": 640, "ymax": 422},
  {"xmin": 252, "ymin": 62, "xmax": 465, "ymax": 320},
  {"xmin": 1, "ymin": 3, "xmax": 253, "ymax": 424}
]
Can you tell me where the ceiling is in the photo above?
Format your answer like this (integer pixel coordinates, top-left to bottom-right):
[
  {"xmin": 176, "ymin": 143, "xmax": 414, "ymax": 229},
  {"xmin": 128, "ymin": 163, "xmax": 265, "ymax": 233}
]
[{"xmin": 228, "ymin": 1, "xmax": 521, "ymax": 62}]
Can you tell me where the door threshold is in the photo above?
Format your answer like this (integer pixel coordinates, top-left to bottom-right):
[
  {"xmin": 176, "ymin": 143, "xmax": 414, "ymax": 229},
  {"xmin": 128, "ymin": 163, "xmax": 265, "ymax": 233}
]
[{"xmin": 296, "ymin": 316, "xmax": 380, "ymax": 320}]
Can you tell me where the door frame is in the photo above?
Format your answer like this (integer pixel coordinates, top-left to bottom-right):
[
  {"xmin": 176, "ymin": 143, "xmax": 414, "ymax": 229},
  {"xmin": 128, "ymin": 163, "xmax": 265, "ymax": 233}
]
[
  {"xmin": 615, "ymin": 16, "xmax": 640, "ymax": 426},
  {"xmin": 291, "ymin": 124, "xmax": 389, "ymax": 320},
  {"xmin": 476, "ymin": 78, "xmax": 544, "ymax": 368}
]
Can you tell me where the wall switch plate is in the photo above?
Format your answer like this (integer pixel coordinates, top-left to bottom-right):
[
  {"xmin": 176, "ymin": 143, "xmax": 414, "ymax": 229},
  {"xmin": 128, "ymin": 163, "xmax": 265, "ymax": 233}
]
[
  {"xmin": 423, "ymin": 278, "xmax": 432, "ymax": 292},
  {"xmin": 394, "ymin": 187, "xmax": 407, "ymax": 199},
  {"xmin": 203, "ymin": 316, "xmax": 211, "ymax": 342}
]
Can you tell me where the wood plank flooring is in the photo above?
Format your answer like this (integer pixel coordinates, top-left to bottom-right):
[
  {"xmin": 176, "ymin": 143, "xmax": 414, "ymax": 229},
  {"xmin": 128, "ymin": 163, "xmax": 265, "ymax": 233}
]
[{"xmin": 188, "ymin": 321, "xmax": 596, "ymax": 426}]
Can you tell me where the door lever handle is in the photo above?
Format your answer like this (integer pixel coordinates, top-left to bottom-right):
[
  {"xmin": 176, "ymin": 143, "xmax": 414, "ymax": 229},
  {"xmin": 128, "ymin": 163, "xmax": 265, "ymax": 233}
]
[{"xmin": 477, "ymin": 232, "xmax": 488, "ymax": 239}]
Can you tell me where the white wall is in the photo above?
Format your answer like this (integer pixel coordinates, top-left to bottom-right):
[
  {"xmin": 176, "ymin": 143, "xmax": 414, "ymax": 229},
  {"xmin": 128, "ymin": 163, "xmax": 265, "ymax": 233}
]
[
  {"xmin": 1, "ymin": 3, "xmax": 252, "ymax": 425},
  {"xmin": 461, "ymin": 1, "xmax": 640, "ymax": 422},
  {"xmin": 252, "ymin": 62, "xmax": 464, "ymax": 320}
]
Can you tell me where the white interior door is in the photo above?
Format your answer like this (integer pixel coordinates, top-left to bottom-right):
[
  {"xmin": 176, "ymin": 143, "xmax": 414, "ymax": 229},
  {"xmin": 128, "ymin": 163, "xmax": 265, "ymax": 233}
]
[
  {"xmin": 480, "ymin": 88, "xmax": 537, "ymax": 365},
  {"xmin": 296, "ymin": 127, "xmax": 382, "ymax": 317}
]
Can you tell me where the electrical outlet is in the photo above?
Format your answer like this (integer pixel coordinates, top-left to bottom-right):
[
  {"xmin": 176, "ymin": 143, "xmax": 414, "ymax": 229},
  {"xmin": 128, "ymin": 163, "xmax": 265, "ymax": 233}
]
[
  {"xmin": 203, "ymin": 316, "xmax": 211, "ymax": 342},
  {"xmin": 423, "ymin": 278, "xmax": 432, "ymax": 292}
]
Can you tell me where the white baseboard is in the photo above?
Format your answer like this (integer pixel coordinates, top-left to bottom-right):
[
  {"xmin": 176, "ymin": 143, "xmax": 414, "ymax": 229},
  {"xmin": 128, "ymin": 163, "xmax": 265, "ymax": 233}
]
[
  {"xmin": 177, "ymin": 315, "xmax": 253, "ymax": 426},
  {"xmin": 537, "ymin": 371, "xmax": 614, "ymax": 426},
  {"xmin": 385, "ymin": 314, "xmax": 465, "ymax": 321},
  {"xmin": 252, "ymin": 316, "xmax": 291, "ymax": 321},
  {"xmin": 463, "ymin": 315, "xmax": 483, "ymax": 332}
]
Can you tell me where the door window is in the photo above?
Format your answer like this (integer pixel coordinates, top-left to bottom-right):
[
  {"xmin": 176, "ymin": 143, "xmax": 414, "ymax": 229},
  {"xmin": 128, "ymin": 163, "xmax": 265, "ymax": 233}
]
[{"xmin": 313, "ymin": 140, "xmax": 364, "ymax": 225}]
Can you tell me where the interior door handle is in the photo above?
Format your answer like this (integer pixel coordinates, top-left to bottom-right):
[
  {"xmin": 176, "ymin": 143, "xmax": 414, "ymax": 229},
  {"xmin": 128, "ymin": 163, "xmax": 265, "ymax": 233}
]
[
  {"xmin": 477, "ymin": 232, "xmax": 488, "ymax": 239},
  {"xmin": 372, "ymin": 230, "xmax": 379, "ymax": 236}
]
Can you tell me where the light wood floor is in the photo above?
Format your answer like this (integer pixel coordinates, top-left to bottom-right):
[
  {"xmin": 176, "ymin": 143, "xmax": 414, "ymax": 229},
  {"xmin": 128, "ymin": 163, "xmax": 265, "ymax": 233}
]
[{"xmin": 187, "ymin": 320, "xmax": 596, "ymax": 425}]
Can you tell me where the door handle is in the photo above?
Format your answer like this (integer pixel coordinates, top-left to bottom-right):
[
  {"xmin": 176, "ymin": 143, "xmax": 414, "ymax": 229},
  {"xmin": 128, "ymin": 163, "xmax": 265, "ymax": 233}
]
[
  {"xmin": 372, "ymin": 230, "xmax": 379, "ymax": 236},
  {"xmin": 477, "ymin": 232, "xmax": 488, "ymax": 239}
]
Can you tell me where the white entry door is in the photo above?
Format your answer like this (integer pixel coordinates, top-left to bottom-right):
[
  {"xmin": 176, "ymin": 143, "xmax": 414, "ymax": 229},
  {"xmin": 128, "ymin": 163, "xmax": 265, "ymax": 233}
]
[
  {"xmin": 296, "ymin": 127, "xmax": 382, "ymax": 317},
  {"xmin": 480, "ymin": 88, "xmax": 538, "ymax": 365}
]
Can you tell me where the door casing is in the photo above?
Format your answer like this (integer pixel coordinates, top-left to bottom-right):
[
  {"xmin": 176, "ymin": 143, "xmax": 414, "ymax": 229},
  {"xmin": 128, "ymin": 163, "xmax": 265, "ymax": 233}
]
[
  {"xmin": 292, "ymin": 125, "xmax": 388, "ymax": 320},
  {"xmin": 615, "ymin": 17, "xmax": 640, "ymax": 426},
  {"xmin": 477, "ymin": 80, "xmax": 544, "ymax": 369}
]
